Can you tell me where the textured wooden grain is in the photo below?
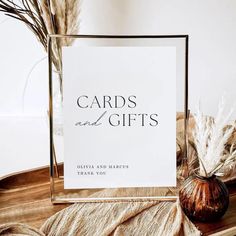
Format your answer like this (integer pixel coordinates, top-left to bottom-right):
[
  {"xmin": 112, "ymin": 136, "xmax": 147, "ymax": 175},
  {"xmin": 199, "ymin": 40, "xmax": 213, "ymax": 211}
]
[
  {"xmin": 0, "ymin": 167, "xmax": 69, "ymax": 228},
  {"xmin": 0, "ymin": 167, "xmax": 235, "ymax": 235}
]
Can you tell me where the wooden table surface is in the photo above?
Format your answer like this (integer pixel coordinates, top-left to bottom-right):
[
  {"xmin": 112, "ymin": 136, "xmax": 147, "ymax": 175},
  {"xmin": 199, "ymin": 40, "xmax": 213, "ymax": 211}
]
[{"xmin": 0, "ymin": 167, "xmax": 235, "ymax": 235}]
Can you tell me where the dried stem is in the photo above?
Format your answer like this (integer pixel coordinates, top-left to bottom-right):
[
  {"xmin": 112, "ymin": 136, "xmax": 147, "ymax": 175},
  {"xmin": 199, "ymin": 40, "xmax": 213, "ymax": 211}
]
[{"xmin": 0, "ymin": 0, "xmax": 80, "ymax": 87}]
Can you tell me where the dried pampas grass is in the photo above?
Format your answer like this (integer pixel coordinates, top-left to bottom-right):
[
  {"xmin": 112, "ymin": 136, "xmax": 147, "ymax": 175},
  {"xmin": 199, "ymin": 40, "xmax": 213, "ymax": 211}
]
[
  {"xmin": 0, "ymin": 0, "xmax": 80, "ymax": 72},
  {"xmin": 193, "ymin": 97, "xmax": 236, "ymax": 177},
  {"xmin": 41, "ymin": 0, "xmax": 79, "ymax": 47}
]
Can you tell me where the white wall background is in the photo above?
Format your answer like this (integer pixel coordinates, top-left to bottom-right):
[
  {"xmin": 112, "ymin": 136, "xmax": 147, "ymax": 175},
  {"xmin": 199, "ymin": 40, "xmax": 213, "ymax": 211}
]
[{"xmin": 0, "ymin": 0, "xmax": 236, "ymax": 176}]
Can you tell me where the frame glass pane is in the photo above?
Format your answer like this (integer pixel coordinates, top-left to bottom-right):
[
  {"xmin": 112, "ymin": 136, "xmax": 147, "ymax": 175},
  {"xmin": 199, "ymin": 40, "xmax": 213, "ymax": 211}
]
[{"xmin": 48, "ymin": 35, "xmax": 188, "ymax": 203}]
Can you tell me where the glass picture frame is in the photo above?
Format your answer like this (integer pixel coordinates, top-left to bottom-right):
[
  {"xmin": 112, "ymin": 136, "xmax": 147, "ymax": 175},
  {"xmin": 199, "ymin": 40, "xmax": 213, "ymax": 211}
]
[{"xmin": 48, "ymin": 35, "xmax": 189, "ymax": 203}]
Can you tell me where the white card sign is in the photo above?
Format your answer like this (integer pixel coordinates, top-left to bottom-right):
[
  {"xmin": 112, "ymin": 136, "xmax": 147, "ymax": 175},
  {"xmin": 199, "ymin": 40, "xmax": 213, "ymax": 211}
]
[{"xmin": 63, "ymin": 46, "xmax": 176, "ymax": 189}]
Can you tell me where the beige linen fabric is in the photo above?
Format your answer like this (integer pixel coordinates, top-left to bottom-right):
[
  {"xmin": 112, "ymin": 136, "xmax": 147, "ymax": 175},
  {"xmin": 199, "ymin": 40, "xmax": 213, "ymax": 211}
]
[
  {"xmin": 0, "ymin": 223, "xmax": 44, "ymax": 236},
  {"xmin": 0, "ymin": 200, "xmax": 200, "ymax": 236}
]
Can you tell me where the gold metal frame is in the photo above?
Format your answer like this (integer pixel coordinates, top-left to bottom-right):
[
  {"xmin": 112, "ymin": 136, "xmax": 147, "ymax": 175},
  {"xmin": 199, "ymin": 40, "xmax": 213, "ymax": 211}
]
[{"xmin": 48, "ymin": 34, "xmax": 189, "ymax": 204}]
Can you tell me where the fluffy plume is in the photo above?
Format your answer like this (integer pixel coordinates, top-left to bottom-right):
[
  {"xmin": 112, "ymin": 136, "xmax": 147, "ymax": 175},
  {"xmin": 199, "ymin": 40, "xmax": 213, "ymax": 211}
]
[
  {"xmin": 41, "ymin": 0, "xmax": 79, "ymax": 46},
  {"xmin": 193, "ymin": 97, "xmax": 236, "ymax": 177}
]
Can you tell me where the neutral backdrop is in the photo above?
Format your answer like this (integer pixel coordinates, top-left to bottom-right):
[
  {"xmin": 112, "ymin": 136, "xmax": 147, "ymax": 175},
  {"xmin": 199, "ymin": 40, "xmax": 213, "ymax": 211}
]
[{"xmin": 0, "ymin": 0, "xmax": 236, "ymax": 176}]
